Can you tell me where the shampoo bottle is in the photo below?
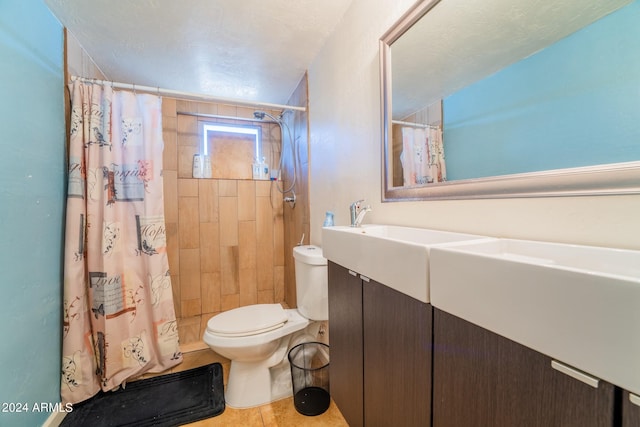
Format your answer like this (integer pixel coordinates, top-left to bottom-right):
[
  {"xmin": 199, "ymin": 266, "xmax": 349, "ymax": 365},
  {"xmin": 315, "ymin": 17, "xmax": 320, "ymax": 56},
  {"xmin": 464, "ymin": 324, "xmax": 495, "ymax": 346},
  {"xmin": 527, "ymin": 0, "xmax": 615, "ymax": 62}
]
[
  {"xmin": 192, "ymin": 154, "xmax": 203, "ymax": 178},
  {"xmin": 260, "ymin": 157, "xmax": 269, "ymax": 180},
  {"xmin": 203, "ymin": 155, "xmax": 212, "ymax": 178},
  {"xmin": 252, "ymin": 158, "xmax": 261, "ymax": 180}
]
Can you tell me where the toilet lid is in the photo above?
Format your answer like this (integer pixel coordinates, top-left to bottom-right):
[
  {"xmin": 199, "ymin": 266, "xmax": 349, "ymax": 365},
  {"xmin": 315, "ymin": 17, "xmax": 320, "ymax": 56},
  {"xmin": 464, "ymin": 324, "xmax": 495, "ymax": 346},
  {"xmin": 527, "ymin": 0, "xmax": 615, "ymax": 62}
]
[{"xmin": 207, "ymin": 304, "xmax": 288, "ymax": 337}]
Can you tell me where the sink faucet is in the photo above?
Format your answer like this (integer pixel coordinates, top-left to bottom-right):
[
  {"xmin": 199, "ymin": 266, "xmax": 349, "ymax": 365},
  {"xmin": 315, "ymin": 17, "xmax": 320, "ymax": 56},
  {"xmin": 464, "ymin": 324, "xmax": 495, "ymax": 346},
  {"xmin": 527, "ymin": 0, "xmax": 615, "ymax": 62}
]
[{"xmin": 350, "ymin": 199, "xmax": 372, "ymax": 227}]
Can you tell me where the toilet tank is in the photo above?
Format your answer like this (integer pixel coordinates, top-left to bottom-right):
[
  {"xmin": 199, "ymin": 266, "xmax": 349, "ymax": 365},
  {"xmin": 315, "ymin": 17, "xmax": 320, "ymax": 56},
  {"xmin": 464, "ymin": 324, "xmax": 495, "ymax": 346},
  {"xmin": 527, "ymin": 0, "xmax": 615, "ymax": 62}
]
[{"xmin": 293, "ymin": 245, "xmax": 328, "ymax": 321}]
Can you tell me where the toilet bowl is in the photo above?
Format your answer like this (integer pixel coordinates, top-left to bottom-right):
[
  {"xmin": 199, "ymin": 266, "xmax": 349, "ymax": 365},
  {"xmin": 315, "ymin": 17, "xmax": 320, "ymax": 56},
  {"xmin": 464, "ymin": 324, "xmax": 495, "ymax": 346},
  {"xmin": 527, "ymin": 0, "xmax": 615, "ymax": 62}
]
[{"xmin": 203, "ymin": 245, "xmax": 328, "ymax": 408}]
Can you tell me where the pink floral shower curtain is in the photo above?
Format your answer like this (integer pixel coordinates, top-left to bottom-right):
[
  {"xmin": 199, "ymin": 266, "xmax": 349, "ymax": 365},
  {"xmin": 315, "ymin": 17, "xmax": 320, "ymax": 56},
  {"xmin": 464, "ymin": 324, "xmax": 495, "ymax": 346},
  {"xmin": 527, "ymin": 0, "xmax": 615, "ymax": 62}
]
[
  {"xmin": 400, "ymin": 125, "xmax": 446, "ymax": 185},
  {"xmin": 61, "ymin": 80, "xmax": 182, "ymax": 404}
]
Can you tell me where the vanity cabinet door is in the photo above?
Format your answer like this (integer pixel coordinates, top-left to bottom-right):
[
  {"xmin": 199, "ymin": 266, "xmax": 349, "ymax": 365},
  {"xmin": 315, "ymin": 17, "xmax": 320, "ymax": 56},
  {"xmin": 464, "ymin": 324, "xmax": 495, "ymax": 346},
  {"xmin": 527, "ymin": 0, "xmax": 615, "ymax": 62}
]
[
  {"xmin": 623, "ymin": 391, "xmax": 640, "ymax": 427},
  {"xmin": 328, "ymin": 262, "xmax": 364, "ymax": 427},
  {"xmin": 433, "ymin": 309, "xmax": 616, "ymax": 427},
  {"xmin": 363, "ymin": 278, "xmax": 432, "ymax": 427}
]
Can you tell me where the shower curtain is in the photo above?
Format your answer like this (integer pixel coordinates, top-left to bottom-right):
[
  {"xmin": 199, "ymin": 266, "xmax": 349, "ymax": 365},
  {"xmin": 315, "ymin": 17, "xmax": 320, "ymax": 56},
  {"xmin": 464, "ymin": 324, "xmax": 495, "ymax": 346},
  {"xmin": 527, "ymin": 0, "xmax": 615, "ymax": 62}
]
[
  {"xmin": 400, "ymin": 126, "xmax": 446, "ymax": 185},
  {"xmin": 61, "ymin": 80, "xmax": 182, "ymax": 405}
]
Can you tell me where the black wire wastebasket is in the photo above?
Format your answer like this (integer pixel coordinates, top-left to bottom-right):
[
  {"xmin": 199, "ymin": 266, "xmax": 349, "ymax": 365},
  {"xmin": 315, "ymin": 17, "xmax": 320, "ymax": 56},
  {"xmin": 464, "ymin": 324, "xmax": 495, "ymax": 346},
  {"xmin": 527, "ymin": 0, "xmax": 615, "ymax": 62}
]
[{"xmin": 287, "ymin": 342, "xmax": 330, "ymax": 416}]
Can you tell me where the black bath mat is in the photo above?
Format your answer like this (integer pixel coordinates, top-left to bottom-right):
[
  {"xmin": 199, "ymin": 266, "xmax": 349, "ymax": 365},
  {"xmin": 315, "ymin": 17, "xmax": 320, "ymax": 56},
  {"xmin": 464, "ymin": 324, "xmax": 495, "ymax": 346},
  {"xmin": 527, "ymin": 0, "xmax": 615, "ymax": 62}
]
[{"xmin": 61, "ymin": 363, "xmax": 225, "ymax": 427}]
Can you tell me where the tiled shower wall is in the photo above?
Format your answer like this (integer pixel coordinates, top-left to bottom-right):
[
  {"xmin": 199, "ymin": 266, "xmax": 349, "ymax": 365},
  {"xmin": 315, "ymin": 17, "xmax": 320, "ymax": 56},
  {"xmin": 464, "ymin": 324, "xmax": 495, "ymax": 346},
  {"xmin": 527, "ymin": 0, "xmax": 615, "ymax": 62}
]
[{"xmin": 161, "ymin": 98, "xmax": 286, "ymax": 344}]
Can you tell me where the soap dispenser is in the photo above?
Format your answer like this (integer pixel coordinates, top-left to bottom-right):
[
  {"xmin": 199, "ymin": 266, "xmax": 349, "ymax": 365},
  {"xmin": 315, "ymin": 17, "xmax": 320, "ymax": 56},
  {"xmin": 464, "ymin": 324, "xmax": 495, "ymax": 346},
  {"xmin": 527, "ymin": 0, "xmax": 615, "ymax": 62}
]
[{"xmin": 323, "ymin": 211, "xmax": 335, "ymax": 227}]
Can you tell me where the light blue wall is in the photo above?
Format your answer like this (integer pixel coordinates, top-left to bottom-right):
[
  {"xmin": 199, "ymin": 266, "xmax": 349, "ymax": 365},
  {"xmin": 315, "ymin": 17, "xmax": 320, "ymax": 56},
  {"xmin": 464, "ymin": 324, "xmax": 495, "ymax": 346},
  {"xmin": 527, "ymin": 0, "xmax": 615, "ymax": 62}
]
[
  {"xmin": 0, "ymin": 1, "xmax": 65, "ymax": 426},
  {"xmin": 443, "ymin": 1, "xmax": 640, "ymax": 180}
]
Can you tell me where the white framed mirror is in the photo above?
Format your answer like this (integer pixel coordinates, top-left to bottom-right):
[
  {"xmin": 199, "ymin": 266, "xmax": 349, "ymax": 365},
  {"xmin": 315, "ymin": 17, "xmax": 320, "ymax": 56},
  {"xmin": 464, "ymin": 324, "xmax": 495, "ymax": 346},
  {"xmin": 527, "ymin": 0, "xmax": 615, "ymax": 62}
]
[{"xmin": 380, "ymin": 0, "xmax": 640, "ymax": 201}]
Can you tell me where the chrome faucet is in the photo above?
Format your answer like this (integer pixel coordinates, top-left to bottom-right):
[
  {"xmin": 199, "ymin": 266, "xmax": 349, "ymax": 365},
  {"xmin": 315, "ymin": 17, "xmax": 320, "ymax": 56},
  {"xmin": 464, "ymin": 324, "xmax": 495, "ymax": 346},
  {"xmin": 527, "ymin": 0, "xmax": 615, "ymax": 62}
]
[{"xmin": 350, "ymin": 199, "xmax": 372, "ymax": 227}]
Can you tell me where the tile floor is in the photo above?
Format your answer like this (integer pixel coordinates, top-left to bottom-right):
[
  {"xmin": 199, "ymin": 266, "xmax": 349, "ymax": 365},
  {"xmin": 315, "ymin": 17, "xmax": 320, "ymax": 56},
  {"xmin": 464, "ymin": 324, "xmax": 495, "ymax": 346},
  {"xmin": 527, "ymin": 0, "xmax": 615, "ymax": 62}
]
[{"xmin": 182, "ymin": 397, "xmax": 348, "ymax": 426}]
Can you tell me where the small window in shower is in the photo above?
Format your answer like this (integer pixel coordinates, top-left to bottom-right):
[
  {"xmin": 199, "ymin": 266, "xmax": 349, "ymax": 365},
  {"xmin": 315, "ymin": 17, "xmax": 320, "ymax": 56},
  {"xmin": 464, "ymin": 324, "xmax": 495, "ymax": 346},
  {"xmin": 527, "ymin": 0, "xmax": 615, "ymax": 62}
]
[{"xmin": 202, "ymin": 123, "xmax": 262, "ymax": 179}]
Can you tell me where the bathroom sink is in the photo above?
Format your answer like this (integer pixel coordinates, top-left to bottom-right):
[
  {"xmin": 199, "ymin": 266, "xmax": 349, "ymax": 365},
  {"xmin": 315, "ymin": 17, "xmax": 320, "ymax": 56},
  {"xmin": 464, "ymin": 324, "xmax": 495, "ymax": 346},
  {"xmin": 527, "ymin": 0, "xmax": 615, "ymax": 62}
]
[
  {"xmin": 429, "ymin": 239, "xmax": 640, "ymax": 394},
  {"xmin": 322, "ymin": 225, "xmax": 490, "ymax": 303}
]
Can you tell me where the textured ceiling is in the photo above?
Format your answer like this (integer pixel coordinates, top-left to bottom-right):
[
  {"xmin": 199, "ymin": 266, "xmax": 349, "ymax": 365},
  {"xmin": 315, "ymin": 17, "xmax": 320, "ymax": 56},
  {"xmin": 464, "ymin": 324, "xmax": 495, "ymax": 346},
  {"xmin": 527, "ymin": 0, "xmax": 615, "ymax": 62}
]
[{"xmin": 44, "ymin": 0, "xmax": 353, "ymax": 106}]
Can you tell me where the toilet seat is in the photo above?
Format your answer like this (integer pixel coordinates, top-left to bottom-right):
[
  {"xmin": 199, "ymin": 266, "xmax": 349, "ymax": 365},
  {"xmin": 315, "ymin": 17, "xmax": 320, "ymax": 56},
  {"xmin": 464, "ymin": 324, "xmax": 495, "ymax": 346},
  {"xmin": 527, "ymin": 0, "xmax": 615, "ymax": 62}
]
[{"xmin": 207, "ymin": 304, "xmax": 288, "ymax": 337}]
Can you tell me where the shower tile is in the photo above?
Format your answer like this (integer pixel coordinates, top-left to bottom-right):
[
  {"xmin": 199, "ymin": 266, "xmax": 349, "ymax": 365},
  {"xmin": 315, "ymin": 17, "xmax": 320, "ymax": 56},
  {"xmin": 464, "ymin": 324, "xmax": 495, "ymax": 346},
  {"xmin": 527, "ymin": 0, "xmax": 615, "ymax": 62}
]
[
  {"xmin": 180, "ymin": 273, "xmax": 201, "ymax": 301},
  {"xmin": 178, "ymin": 145, "xmax": 199, "ymax": 178},
  {"xmin": 273, "ymin": 214, "xmax": 284, "ymax": 267},
  {"xmin": 220, "ymin": 293, "xmax": 239, "ymax": 312},
  {"xmin": 161, "ymin": 97, "xmax": 176, "ymax": 117},
  {"xmin": 257, "ymin": 246, "xmax": 274, "ymax": 291},
  {"xmin": 238, "ymin": 181, "xmax": 256, "ymax": 221},
  {"xmin": 271, "ymin": 187, "xmax": 284, "ymax": 218},
  {"xmin": 256, "ymin": 197, "xmax": 273, "ymax": 246},
  {"xmin": 163, "ymin": 170, "xmax": 178, "ymax": 223},
  {"xmin": 199, "ymin": 314, "xmax": 214, "ymax": 337},
  {"xmin": 179, "ymin": 248, "xmax": 201, "ymax": 300},
  {"xmin": 257, "ymin": 289, "xmax": 275, "ymax": 304},
  {"xmin": 218, "ymin": 180, "xmax": 237, "ymax": 196},
  {"xmin": 201, "ymin": 271, "xmax": 221, "ymax": 314},
  {"xmin": 220, "ymin": 246, "xmax": 239, "ymax": 295},
  {"xmin": 239, "ymin": 268, "xmax": 257, "ymax": 306},
  {"xmin": 181, "ymin": 299, "xmax": 201, "ymax": 318},
  {"xmin": 166, "ymin": 222, "xmax": 179, "ymax": 273},
  {"xmin": 180, "ymin": 247, "xmax": 200, "ymax": 270},
  {"xmin": 178, "ymin": 178, "xmax": 199, "ymax": 197},
  {"xmin": 255, "ymin": 180, "xmax": 271, "ymax": 197},
  {"xmin": 219, "ymin": 197, "xmax": 238, "ymax": 246},
  {"xmin": 217, "ymin": 104, "xmax": 237, "ymax": 117},
  {"xmin": 177, "ymin": 112, "xmax": 198, "ymax": 143},
  {"xmin": 236, "ymin": 106, "xmax": 255, "ymax": 120},
  {"xmin": 171, "ymin": 274, "xmax": 181, "ymax": 318},
  {"xmin": 238, "ymin": 221, "xmax": 257, "ymax": 269},
  {"xmin": 176, "ymin": 100, "xmax": 198, "ymax": 115},
  {"xmin": 200, "ymin": 244, "xmax": 220, "ymax": 275},
  {"xmin": 162, "ymin": 116, "xmax": 178, "ymax": 171},
  {"xmin": 197, "ymin": 102, "xmax": 217, "ymax": 116},
  {"xmin": 177, "ymin": 315, "xmax": 201, "ymax": 344},
  {"xmin": 198, "ymin": 180, "xmax": 219, "ymax": 222},
  {"xmin": 274, "ymin": 266, "xmax": 285, "ymax": 302},
  {"xmin": 199, "ymin": 222, "xmax": 220, "ymax": 273},
  {"xmin": 178, "ymin": 197, "xmax": 200, "ymax": 249}
]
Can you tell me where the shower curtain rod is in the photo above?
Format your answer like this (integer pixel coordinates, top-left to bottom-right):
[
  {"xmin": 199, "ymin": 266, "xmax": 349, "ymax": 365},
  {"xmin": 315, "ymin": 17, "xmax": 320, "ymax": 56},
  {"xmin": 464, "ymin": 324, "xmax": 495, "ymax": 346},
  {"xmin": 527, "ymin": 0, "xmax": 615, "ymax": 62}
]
[
  {"xmin": 70, "ymin": 75, "xmax": 306, "ymax": 112},
  {"xmin": 392, "ymin": 119, "xmax": 440, "ymax": 129},
  {"xmin": 177, "ymin": 111, "xmax": 280, "ymax": 123}
]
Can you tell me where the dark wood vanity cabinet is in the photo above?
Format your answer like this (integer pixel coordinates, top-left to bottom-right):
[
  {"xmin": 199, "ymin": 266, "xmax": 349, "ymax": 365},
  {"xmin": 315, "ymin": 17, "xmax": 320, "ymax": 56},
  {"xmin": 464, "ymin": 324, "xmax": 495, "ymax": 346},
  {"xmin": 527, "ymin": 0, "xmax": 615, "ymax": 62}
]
[
  {"xmin": 328, "ymin": 262, "xmax": 432, "ymax": 427},
  {"xmin": 363, "ymin": 271, "xmax": 432, "ymax": 427},
  {"xmin": 432, "ymin": 308, "xmax": 616, "ymax": 427},
  {"xmin": 328, "ymin": 261, "xmax": 364, "ymax": 427},
  {"xmin": 623, "ymin": 391, "xmax": 640, "ymax": 427}
]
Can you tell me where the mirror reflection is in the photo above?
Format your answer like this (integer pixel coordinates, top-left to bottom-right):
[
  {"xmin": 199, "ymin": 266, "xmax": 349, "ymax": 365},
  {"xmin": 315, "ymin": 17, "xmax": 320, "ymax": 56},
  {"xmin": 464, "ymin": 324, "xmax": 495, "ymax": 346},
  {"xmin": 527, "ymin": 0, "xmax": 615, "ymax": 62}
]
[{"xmin": 382, "ymin": 0, "xmax": 640, "ymax": 199}]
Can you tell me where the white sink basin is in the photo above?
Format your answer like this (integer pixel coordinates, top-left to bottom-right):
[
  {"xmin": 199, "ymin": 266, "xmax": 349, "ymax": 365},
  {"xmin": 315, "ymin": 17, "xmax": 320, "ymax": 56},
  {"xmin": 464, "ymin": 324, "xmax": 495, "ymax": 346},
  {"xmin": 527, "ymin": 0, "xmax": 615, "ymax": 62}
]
[
  {"xmin": 322, "ymin": 225, "xmax": 490, "ymax": 303},
  {"xmin": 430, "ymin": 239, "xmax": 640, "ymax": 394}
]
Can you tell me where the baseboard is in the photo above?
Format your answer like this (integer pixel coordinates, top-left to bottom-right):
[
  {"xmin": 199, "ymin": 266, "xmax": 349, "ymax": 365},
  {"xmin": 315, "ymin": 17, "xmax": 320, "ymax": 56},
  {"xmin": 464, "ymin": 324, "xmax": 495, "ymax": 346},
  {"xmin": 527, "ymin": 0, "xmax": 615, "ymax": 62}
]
[{"xmin": 42, "ymin": 410, "xmax": 67, "ymax": 427}]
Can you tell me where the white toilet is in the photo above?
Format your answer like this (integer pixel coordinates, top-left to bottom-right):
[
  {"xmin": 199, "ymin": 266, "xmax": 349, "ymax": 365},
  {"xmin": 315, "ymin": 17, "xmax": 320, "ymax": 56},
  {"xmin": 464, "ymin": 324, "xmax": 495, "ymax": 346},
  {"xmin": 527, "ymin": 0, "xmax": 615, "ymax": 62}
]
[{"xmin": 203, "ymin": 245, "xmax": 328, "ymax": 408}]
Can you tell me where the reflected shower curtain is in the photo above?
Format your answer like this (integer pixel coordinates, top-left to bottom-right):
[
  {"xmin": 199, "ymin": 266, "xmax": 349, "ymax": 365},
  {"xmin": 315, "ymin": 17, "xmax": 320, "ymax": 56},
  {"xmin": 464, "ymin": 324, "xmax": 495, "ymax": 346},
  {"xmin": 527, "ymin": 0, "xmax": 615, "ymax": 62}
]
[
  {"xmin": 400, "ymin": 126, "xmax": 446, "ymax": 185},
  {"xmin": 61, "ymin": 80, "xmax": 182, "ymax": 404}
]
